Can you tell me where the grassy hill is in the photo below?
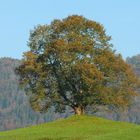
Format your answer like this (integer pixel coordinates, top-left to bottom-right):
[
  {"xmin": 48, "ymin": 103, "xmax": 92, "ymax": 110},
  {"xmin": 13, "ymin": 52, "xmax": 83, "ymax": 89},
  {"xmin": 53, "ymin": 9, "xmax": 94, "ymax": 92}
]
[{"xmin": 0, "ymin": 115, "xmax": 140, "ymax": 140}]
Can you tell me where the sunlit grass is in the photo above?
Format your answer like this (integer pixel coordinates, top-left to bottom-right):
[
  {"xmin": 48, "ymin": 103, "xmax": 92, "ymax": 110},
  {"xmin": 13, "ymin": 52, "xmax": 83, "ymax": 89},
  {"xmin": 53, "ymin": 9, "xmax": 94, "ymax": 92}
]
[{"xmin": 0, "ymin": 115, "xmax": 140, "ymax": 140}]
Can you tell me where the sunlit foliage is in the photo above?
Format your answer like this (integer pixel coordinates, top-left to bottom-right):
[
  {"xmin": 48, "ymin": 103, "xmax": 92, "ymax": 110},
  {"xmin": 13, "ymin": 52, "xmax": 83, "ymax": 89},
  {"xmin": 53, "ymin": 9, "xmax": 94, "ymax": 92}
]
[{"xmin": 16, "ymin": 15, "xmax": 140, "ymax": 115}]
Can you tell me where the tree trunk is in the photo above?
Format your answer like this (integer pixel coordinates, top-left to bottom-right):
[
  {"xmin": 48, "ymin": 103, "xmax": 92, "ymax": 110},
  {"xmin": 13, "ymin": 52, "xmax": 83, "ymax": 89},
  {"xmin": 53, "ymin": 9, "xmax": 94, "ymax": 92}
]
[{"xmin": 74, "ymin": 106, "xmax": 85, "ymax": 115}]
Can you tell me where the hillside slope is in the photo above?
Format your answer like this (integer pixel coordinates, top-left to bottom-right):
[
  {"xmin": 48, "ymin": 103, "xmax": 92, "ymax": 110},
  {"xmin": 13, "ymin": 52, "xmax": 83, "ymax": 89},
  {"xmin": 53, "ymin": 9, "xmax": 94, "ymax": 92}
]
[{"xmin": 0, "ymin": 115, "xmax": 140, "ymax": 140}]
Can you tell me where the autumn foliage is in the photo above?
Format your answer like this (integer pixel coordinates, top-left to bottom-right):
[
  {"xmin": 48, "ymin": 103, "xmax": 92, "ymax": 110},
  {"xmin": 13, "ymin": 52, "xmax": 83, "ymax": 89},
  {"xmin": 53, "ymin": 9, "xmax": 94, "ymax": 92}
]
[{"xmin": 16, "ymin": 15, "xmax": 140, "ymax": 115}]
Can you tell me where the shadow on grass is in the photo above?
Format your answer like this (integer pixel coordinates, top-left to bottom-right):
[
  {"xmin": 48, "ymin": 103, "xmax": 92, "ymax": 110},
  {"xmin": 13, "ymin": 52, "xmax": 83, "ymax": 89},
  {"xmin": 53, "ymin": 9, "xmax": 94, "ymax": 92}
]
[{"xmin": 38, "ymin": 137, "xmax": 85, "ymax": 140}]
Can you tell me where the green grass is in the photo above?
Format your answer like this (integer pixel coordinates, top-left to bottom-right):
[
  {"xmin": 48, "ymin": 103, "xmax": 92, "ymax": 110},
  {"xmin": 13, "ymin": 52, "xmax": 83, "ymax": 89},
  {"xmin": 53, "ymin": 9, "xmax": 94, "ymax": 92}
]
[{"xmin": 0, "ymin": 115, "xmax": 140, "ymax": 140}]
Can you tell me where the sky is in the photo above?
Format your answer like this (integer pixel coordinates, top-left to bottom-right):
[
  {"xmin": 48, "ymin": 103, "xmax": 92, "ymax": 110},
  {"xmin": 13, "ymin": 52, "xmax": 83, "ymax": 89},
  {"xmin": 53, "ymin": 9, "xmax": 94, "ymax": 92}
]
[{"xmin": 0, "ymin": 0, "xmax": 140, "ymax": 59}]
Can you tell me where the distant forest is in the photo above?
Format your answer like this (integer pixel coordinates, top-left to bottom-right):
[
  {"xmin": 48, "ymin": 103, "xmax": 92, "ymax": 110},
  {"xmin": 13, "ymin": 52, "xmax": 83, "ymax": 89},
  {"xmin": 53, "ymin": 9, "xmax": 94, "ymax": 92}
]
[
  {"xmin": 0, "ymin": 58, "xmax": 70, "ymax": 131},
  {"xmin": 0, "ymin": 56, "xmax": 140, "ymax": 131}
]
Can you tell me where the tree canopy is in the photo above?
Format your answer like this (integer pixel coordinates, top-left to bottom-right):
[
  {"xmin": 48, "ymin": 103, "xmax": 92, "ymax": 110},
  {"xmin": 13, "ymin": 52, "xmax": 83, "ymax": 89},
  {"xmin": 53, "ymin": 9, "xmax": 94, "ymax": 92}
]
[{"xmin": 16, "ymin": 15, "xmax": 140, "ymax": 115}]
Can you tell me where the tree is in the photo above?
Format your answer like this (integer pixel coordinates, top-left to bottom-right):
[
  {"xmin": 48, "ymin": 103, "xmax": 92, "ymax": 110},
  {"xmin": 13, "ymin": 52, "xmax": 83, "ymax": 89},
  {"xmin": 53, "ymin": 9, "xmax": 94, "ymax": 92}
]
[{"xmin": 16, "ymin": 15, "xmax": 140, "ymax": 115}]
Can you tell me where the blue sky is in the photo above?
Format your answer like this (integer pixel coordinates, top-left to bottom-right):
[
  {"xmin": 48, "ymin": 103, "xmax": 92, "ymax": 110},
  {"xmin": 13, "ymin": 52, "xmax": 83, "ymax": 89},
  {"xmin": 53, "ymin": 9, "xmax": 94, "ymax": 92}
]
[{"xmin": 0, "ymin": 0, "xmax": 140, "ymax": 59}]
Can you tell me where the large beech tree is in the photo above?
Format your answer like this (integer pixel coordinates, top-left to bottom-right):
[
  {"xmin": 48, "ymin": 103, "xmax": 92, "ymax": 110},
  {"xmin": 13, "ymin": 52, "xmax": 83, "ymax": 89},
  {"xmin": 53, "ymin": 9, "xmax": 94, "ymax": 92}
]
[{"xmin": 16, "ymin": 15, "xmax": 140, "ymax": 115}]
